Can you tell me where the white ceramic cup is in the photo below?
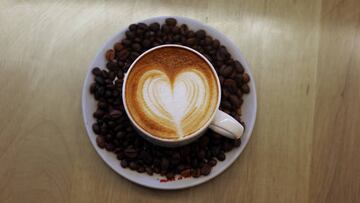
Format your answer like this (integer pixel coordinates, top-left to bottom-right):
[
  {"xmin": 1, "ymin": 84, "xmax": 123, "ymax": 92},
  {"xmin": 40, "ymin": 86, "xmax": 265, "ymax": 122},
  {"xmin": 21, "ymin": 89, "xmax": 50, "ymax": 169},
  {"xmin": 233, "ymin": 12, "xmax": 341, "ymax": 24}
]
[{"xmin": 122, "ymin": 44, "xmax": 244, "ymax": 147}]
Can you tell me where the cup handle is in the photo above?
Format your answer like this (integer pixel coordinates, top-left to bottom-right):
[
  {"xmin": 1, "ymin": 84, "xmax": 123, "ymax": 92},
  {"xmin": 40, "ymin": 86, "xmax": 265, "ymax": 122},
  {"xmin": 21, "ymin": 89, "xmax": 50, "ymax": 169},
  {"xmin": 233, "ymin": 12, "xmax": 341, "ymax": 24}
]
[{"xmin": 209, "ymin": 110, "xmax": 244, "ymax": 139}]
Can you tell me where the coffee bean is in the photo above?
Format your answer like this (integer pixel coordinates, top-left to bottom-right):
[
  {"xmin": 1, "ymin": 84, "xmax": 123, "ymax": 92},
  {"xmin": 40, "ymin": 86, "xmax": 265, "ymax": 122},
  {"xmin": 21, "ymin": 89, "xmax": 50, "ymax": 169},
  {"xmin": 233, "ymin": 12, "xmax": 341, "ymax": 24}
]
[
  {"xmin": 131, "ymin": 43, "xmax": 142, "ymax": 52},
  {"xmin": 153, "ymin": 166, "xmax": 160, "ymax": 174},
  {"xmin": 187, "ymin": 30, "xmax": 195, "ymax": 38},
  {"xmin": 234, "ymin": 60, "xmax": 244, "ymax": 73},
  {"xmin": 241, "ymin": 84, "xmax": 250, "ymax": 93},
  {"xmin": 137, "ymin": 166, "xmax": 145, "ymax": 173},
  {"xmin": 105, "ymin": 143, "xmax": 115, "ymax": 152},
  {"xmin": 211, "ymin": 142, "xmax": 221, "ymax": 153},
  {"xmin": 114, "ymin": 42, "xmax": 124, "ymax": 51},
  {"xmin": 199, "ymin": 136, "xmax": 209, "ymax": 148},
  {"xmin": 142, "ymin": 39, "xmax": 151, "ymax": 48},
  {"xmin": 229, "ymin": 94, "xmax": 241, "ymax": 108},
  {"xmin": 96, "ymin": 136, "xmax": 106, "ymax": 148},
  {"xmin": 139, "ymin": 151, "xmax": 153, "ymax": 165},
  {"xmin": 234, "ymin": 74, "xmax": 243, "ymax": 87},
  {"xmin": 144, "ymin": 31, "xmax": 155, "ymax": 38},
  {"xmin": 166, "ymin": 172, "xmax": 175, "ymax": 179},
  {"xmin": 145, "ymin": 167, "xmax": 153, "ymax": 175},
  {"xmin": 92, "ymin": 123, "xmax": 101, "ymax": 134},
  {"xmin": 204, "ymin": 36, "xmax": 212, "ymax": 45},
  {"xmin": 180, "ymin": 169, "xmax": 192, "ymax": 177},
  {"xmin": 197, "ymin": 150, "xmax": 206, "ymax": 159},
  {"xmin": 192, "ymin": 169, "xmax": 201, "ymax": 178},
  {"xmin": 92, "ymin": 67, "xmax": 102, "ymax": 76},
  {"xmin": 216, "ymin": 152, "xmax": 226, "ymax": 161},
  {"xmin": 165, "ymin": 18, "xmax": 177, "ymax": 26},
  {"xmin": 173, "ymin": 34, "xmax": 181, "ymax": 42},
  {"xmin": 121, "ymin": 159, "xmax": 129, "ymax": 168},
  {"xmin": 208, "ymin": 159, "xmax": 217, "ymax": 166},
  {"xmin": 234, "ymin": 139, "xmax": 241, "ymax": 147},
  {"xmin": 186, "ymin": 38, "xmax": 196, "ymax": 46},
  {"xmin": 116, "ymin": 151, "xmax": 125, "ymax": 160},
  {"xmin": 175, "ymin": 164, "xmax": 184, "ymax": 172},
  {"xmin": 95, "ymin": 76, "xmax": 105, "ymax": 85},
  {"xmin": 170, "ymin": 25, "xmax": 179, "ymax": 33},
  {"xmin": 180, "ymin": 24, "xmax": 188, "ymax": 35},
  {"xmin": 121, "ymin": 39, "xmax": 132, "ymax": 47},
  {"xmin": 222, "ymin": 141, "xmax": 234, "ymax": 152},
  {"xmin": 119, "ymin": 49, "xmax": 129, "ymax": 61},
  {"xmin": 133, "ymin": 37, "xmax": 142, "ymax": 43},
  {"xmin": 242, "ymin": 73, "xmax": 250, "ymax": 83},
  {"xmin": 161, "ymin": 158, "xmax": 170, "ymax": 170},
  {"xmin": 129, "ymin": 161, "xmax": 139, "ymax": 170},
  {"xmin": 191, "ymin": 159, "xmax": 199, "ymax": 168},
  {"xmin": 93, "ymin": 109, "xmax": 105, "ymax": 119},
  {"xmin": 212, "ymin": 39, "xmax": 220, "ymax": 48},
  {"xmin": 224, "ymin": 79, "xmax": 237, "ymax": 93},
  {"xmin": 222, "ymin": 86, "xmax": 231, "ymax": 96},
  {"xmin": 195, "ymin": 30, "xmax": 206, "ymax": 39},
  {"xmin": 200, "ymin": 164, "xmax": 212, "ymax": 175},
  {"xmin": 149, "ymin": 22, "xmax": 160, "ymax": 31},
  {"xmin": 90, "ymin": 83, "xmax": 96, "ymax": 94},
  {"xmin": 129, "ymin": 52, "xmax": 140, "ymax": 61},
  {"xmin": 129, "ymin": 24, "xmax": 137, "ymax": 31},
  {"xmin": 124, "ymin": 147, "xmax": 138, "ymax": 159},
  {"xmin": 137, "ymin": 23, "xmax": 148, "ymax": 30},
  {"xmin": 125, "ymin": 31, "xmax": 135, "ymax": 39},
  {"xmin": 161, "ymin": 24, "xmax": 170, "ymax": 33},
  {"xmin": 220, "ymin": 65, "xmax": 233, "ymax": 77},
  {"xmin": 109, "ymin": 110, "xmax": 122, "ymax": 119}
]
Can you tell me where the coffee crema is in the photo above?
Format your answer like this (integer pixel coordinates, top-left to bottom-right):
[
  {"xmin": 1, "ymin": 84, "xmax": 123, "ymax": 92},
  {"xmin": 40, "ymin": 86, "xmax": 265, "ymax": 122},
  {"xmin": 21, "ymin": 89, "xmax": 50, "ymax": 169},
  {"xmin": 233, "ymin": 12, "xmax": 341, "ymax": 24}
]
[{"xmin": 124, "ymin": 47, "xmax": 219, "ymax": 140}]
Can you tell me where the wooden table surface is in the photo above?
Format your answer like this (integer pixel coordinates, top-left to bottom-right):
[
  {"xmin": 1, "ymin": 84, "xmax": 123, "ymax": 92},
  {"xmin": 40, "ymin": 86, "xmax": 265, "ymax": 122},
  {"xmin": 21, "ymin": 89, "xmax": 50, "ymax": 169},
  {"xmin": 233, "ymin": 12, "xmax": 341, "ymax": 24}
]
[{"xmin": 1, "ymin": 0, "xmax": 359, "ymax": 202}]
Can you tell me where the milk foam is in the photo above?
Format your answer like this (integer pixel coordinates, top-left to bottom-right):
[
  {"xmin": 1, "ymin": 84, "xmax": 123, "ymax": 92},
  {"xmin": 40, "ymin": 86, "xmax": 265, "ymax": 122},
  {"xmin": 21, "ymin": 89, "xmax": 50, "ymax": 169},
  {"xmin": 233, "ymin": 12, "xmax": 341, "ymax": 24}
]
[{"xmin": 142, "ymin": 70, "xmax": 206, "ymax": 138}]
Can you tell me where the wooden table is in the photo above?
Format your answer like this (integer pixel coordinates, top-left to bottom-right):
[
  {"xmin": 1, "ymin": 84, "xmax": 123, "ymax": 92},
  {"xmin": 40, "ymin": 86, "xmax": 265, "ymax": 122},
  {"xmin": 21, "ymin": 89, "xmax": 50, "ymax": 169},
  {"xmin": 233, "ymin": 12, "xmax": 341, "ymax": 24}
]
[{"xmin": 1, "ymin": 0, "xmax": 359, "ymax": 202}]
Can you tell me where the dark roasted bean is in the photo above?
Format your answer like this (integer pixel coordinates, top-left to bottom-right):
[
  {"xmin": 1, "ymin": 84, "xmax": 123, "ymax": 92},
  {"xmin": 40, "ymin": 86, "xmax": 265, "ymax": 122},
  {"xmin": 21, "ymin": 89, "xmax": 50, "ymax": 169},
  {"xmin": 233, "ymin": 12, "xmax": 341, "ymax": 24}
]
[
  {"xmin": 96, "ymin": 136, "xmax": 106, "ymax": 148},
  {"xmin": 121, "ymin": 159, "xmax": 129, "ymax": 168},
  {"xmin": 229, "ymin": 94, "xmax": 241, "ymax": 108},
  {"xmin": 129, "ymin": 161, "xmax": 139, "ymax": 170},
  {"xmin": 242, "ymin": 73, "xmax": 250, "ymax": 83},
  {"xmin": 241, "ymin": 84, "xmax": 250, "ymax": 93},
  {"xmin": 180, "ymin": 169, "xmax": 192, "ymax": 177},
  {"xmin": 200, "ymin": 164, "xmax": 212, "ymax": 175},
  {"xmin": 149, "ymin": 22, "xmax": 160, "ymax": 31},
  {"xmin": 165, "ymin": 18, "xmax": 177, "ymax": 26},
  {"xmin": 92, "ymin": 67, "xmax": 102, "ymax": 76},
  {"xmin": 125, "ymin": 31, "xmax": 135, "ymax": 39},
  {"xmin": 220, "ymin": 65, "xmax": 234, "ymax": 77},
  {"xmin": 131, "ymin": 43, "xmax": 142, "ymax": 51},
  {"xmin": 208, "ymin": 159, "xmax": 217, "ymax": 166},
  {"xmin": 195, "ymin": 30, "xmax": 206, "ymax": 39},
  {"xmin": 114, "ymin": 42, "xmax": 124, "ymax": 51},
  {"xmin": 145, "ymin": 167, "xmax": 153, "ymax": 175},
  {"xmin": 216, "ymin": 151, "xmax": 226, "ymax": 161},
  {"xmin": 129, "ymin": 24, "xmax": 137, "ymax": 31},
  {"xmin": 234, "ymin": 60, "xmax": 244, "ymax": 73}
]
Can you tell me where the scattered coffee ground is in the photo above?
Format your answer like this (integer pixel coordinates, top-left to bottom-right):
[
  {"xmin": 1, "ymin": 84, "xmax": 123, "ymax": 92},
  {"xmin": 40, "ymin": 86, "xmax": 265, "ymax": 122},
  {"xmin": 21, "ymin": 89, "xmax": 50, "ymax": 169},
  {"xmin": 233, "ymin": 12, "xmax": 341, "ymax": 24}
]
[{"xmin": 89, "ymin": 18, "xmax": 250, "ymax": 178}]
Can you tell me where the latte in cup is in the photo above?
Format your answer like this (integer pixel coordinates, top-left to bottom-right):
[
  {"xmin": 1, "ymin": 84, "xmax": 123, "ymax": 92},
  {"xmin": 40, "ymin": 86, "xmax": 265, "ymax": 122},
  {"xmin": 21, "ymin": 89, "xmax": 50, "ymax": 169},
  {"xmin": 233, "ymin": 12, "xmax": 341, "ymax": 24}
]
[{"xmin": 124, "ymin": 47, "xmax": 219, "ymax": 140}]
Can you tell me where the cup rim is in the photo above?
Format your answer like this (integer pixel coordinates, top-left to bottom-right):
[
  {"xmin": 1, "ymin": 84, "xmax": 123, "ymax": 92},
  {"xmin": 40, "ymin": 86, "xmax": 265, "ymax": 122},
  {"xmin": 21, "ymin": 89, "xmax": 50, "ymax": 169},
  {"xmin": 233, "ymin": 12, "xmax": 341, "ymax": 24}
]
[{"xmin": 122, "ymin": 44, "xmax": 222, "ymax": 143}]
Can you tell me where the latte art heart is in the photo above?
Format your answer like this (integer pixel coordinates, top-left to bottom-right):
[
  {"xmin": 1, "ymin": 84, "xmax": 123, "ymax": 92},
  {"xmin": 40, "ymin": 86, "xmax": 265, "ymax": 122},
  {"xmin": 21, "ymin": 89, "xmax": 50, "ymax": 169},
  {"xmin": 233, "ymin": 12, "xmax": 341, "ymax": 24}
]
[
  {"xmin": 142, "ymin": 70, "xmax": 207, "ymax": 138},
  {"xmin": 124, "ymin": 47, "xmax": 219, "ymax": 140}
]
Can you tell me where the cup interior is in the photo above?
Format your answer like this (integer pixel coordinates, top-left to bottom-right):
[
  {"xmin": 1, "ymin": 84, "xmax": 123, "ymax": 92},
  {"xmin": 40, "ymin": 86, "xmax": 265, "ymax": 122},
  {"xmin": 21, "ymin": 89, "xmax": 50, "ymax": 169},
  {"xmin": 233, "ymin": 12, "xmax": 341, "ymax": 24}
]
[{"xmin": 122, "ymin": 44, "xmax": 222, "ymax": 144}]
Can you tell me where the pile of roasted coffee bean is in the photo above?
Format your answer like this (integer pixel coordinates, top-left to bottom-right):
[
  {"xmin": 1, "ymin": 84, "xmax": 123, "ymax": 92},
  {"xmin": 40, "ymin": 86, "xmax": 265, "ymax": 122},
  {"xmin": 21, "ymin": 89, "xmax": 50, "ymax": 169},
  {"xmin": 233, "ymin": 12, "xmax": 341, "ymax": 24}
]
[{"xmin": 89, "ymin": 18, "xmax": 250, "ymax": 179}]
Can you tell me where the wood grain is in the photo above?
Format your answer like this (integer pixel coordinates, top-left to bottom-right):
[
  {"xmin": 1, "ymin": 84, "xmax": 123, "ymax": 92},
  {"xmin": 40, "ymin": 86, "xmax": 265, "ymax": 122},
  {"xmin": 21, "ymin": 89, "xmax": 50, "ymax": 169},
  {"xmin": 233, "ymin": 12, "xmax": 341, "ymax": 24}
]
[{"xmin": 0, "ymin": 0, "xmax": 359, "ymax": 202}]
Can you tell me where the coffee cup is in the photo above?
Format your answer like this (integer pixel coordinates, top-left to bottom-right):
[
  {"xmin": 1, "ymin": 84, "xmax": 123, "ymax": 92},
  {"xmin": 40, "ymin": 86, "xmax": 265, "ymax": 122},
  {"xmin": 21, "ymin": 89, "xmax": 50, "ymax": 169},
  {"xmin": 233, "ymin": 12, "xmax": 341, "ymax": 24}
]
[{"xmin": 122, "ymin": 44, "xmax": 244, "ymax": 147}]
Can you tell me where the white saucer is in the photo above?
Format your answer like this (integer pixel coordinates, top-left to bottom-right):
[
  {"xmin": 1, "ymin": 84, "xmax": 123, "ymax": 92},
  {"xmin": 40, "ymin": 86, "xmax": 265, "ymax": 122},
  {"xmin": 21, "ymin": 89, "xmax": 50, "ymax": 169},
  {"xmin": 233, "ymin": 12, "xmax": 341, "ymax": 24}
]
[{"xmin": 82, "ymin": 16, "xmax": 257, "ymax": 190}]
